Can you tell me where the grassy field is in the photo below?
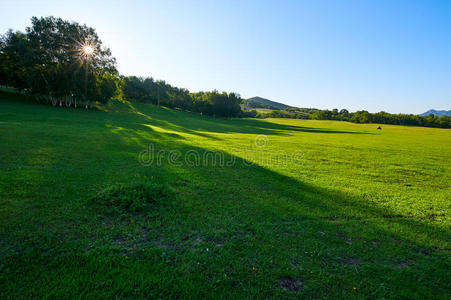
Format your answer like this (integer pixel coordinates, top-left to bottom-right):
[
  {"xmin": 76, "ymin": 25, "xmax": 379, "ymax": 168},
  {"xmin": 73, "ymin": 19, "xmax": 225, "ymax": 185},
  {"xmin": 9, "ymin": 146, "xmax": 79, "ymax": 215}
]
[
  {"xmin": 253, "ymin": 108, "xmax": 278, "ymax": 115},
  {"xmin": 0, "ymin": 91, "xmax": 450, "ymax": 298}
]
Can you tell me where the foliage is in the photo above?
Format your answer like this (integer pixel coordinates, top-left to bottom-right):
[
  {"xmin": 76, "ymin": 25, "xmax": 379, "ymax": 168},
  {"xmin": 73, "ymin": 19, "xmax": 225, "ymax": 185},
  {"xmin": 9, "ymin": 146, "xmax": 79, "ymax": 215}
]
[
  {"xmin": 191, "ymin": 90, "xmax": 242, "ymax": 117},
  {"xmin": 252, "ymin": 106, "xmax": 451, "ymax": 128},
  {"xmin": 122, "ymin": 76, "xmax": 243, "ymax": 117},
  {"xmin": 0, "ymin": 16, "xmax": 119, "ymax": 107},
  {"xmin": 0, "ymin": 17, "xmax": 242, "ymax": 116}
]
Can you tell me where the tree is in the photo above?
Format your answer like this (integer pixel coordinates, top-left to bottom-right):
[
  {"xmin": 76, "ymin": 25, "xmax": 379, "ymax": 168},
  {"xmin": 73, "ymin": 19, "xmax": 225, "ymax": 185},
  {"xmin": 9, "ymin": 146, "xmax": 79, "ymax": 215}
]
[
  {"xmin": 351, "ymin": 111, "xmax": 372, "ymax": 123},
  {"xmin": 0, "ymin": 30, "xmax": 30, "ymax": 89},
  {"xmin": 0, "ymin": 16, "xmax": 118, "ymax": 107},
  {"xmin": 312, "ymin": 110, "xmax": 331, "ymax": 120}
]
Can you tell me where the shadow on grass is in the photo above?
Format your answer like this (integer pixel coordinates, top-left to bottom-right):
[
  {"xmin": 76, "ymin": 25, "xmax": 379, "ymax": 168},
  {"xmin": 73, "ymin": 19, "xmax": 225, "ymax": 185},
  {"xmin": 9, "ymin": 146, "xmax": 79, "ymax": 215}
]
[
  {"xmin": 123, "ymin": 101, "xmax": 375, "ymax": 138},
  {"xmin": 0, "ymin": 92, "xmax": 448, "ymax": 298},
  {"xmin": 0, "ymin": 90, "xmax": 374, "ymax": 138}
]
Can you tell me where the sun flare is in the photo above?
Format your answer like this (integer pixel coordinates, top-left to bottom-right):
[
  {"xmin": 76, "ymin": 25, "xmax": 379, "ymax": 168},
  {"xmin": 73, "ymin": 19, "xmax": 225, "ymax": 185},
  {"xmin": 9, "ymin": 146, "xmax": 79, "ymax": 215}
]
[{"xmin": 82, "ymin": 45, "xmax": 94, "ymax": 55}]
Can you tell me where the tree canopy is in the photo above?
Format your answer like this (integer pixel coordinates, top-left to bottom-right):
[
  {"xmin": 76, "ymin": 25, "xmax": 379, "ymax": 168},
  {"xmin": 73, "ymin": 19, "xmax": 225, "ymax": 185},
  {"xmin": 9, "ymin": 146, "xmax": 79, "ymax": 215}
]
[
  {"xmin": 121, "ymin": 76, "xmax": 243, "ymax": 117},
  {"xmin": 0, "ymin": 16, "xmax": 118, "ymax": 107}
]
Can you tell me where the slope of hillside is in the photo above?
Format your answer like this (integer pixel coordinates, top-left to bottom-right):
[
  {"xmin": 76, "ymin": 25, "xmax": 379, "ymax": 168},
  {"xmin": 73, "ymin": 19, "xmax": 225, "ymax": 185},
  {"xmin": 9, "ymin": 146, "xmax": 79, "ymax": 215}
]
[
  {"xmin": 245, "ymin": 96, "xmax": 293, "ymax": 110},
  {"xmin": 0, "ymin": 91, "xmax": 450, "ymax": 298},
  {"xmin": 419, "ymin": 109, "xmax": 451, "ymax": 117}
]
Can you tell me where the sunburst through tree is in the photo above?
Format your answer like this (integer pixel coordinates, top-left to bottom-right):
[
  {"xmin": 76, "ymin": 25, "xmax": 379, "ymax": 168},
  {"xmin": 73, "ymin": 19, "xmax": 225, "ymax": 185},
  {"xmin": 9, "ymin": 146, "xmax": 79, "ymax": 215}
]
[{"xmin": 0, "ymin": 16, "xmax": 119, "ymax": 108}]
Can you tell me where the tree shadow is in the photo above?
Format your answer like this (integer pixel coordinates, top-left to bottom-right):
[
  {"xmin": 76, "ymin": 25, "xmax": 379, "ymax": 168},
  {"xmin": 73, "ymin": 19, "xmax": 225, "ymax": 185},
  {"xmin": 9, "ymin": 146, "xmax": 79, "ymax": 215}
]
[
  {"xmin": 96, "ymin": 130, "xmax": 450, "ymax": 297},
  {"xmin": 1, "ymin": 95, "xmax": 448, "ymax": 298},
  {"xmin": 125, "ymin": 101, "xmax": 375, "ymax": 137}
]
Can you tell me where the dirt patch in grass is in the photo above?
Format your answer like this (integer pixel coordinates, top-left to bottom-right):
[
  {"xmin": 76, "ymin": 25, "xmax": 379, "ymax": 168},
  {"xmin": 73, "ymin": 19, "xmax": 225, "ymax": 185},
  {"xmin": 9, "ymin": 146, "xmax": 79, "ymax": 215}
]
[{"xmin": 278, "ymin": 277, "xmax": 303, "ymax": 292}]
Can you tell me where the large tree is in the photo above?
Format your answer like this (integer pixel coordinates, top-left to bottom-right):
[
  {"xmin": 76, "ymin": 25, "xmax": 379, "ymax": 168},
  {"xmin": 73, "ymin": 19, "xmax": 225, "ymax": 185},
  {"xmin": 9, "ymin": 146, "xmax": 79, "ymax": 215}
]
[{"xmin": 0, "ymin": 16, "xmax": 119, "ymax": 107}]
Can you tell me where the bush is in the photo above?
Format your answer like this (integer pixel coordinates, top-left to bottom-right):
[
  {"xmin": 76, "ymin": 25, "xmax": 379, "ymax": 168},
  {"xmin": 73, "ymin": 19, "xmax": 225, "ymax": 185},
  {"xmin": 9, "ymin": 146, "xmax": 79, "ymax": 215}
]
[{"xmin": 91, "ymin": 181, "xmax": 172, "ymax": 213}]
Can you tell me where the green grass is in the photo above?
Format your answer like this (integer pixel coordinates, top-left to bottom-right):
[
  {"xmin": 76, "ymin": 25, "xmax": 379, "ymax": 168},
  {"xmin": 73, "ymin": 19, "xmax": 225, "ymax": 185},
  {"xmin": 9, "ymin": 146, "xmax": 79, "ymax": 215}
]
[
  {"xmin": 253, "ymin": 108, "xmax": 277, "ymax": 114},
  {"xmin": 0, "ymin": 91, "xmax": 450, "ymax": 298}
]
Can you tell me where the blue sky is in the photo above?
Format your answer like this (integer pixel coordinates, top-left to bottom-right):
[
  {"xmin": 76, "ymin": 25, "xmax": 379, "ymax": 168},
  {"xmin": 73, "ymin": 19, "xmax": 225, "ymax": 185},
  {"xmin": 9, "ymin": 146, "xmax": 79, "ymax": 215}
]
[{"xmin": 1, "ymin": 0, "xmax": 449, "ymax": 113}]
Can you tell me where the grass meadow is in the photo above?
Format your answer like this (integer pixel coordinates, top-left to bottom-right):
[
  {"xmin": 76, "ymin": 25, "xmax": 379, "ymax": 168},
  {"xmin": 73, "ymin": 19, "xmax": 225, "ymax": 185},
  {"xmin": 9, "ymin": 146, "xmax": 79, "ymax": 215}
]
[
  {"xmin": 253, "ymin": 108, "xmax": 277, "ymax": 114},
  {"xmin": 0, "ymin": 91, "xmax": 450, "ymax": 298}
]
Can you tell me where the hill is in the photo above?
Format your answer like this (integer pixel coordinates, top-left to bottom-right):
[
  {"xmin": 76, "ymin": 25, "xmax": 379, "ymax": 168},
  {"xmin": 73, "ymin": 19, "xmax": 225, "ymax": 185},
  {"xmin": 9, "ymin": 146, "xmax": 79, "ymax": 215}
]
[
  {"xmin": 245, "ymin": 96, "xmax": 293, "ymax": 110},
  {"xmin": 419, "ymin": 109, "xmax": 451, "ymax": 117},
  {"xmin": 0, "ymin": 91, "xmax": 450, "ymax": 298}
]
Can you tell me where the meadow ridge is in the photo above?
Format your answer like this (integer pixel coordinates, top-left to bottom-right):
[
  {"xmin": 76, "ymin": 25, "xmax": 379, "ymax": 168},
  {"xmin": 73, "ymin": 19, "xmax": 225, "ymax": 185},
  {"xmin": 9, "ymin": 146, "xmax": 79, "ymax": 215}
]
[{"xmin": 0, "ymin": 91, "xmax": 450, "ymax": 298}]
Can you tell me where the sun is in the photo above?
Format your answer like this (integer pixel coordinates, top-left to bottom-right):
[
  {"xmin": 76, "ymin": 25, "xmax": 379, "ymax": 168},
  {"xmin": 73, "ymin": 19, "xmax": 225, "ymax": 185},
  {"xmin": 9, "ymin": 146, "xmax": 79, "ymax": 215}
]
[{"xmin": 82, "ymin": 45, "xmax": 94, "ymax": 55}]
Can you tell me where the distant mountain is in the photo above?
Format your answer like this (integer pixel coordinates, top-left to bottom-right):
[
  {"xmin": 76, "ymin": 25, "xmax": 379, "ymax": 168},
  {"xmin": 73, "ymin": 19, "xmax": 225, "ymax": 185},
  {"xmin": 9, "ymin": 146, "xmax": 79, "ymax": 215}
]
[
  {"xmin": 419, "ymin": 110, "xmax": 451, "ymax": 117},
  {"xmin": 244, "ymin": 96, "xmax": 293, "ymax": 110}
]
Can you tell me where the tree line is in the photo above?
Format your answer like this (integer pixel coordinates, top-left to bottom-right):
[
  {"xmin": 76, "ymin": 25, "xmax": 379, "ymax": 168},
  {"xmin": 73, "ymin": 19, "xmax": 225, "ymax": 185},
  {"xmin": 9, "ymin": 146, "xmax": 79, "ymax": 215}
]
[
  {"xmin": 258, "ymin": 108, "xmax": 451, "ymax": 128},
  {"xmin": 121, "ymin": 76, "xmax": 244, "ymax": 117},
  {"xmin": 0, "ymin": 16, "xmax": 244, "ymax": 117},
  {"xmin": 0, "ymin": 16, "xmax": 449, "ymax": 126}
]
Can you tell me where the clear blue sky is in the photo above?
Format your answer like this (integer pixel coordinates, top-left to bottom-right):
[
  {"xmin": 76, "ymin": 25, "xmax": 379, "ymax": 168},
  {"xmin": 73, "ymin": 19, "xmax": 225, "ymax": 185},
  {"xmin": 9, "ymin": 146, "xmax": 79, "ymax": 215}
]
[{"xmin": 1, "ymin": 0, "xmax": 450, "ymax": 113}]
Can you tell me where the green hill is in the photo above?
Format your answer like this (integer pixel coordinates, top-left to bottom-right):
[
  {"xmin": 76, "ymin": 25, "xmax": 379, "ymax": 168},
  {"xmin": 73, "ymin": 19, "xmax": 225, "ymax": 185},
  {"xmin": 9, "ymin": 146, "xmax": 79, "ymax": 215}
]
[
  {"xmin": 0, "ymin": 91, "xmax": 450, "ymax": 298},
  {"xmin": 245, "ymin": 96, "xmax": 293, "ymax": 110}
]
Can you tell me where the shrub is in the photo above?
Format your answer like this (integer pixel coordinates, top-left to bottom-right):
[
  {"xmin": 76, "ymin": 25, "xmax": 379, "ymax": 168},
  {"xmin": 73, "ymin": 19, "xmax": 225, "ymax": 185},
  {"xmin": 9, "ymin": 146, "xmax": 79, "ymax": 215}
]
[{"xmin": 91, "ymin": 181, "xmax": 172, "ymax": 213}]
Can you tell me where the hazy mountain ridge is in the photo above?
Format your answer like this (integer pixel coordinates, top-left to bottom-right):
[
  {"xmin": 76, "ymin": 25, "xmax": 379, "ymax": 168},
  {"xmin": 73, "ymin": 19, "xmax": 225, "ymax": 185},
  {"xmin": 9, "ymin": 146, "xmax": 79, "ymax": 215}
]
[{"xmin": 419, "ymin": 110, "xmax": 451, "ymax": 117}]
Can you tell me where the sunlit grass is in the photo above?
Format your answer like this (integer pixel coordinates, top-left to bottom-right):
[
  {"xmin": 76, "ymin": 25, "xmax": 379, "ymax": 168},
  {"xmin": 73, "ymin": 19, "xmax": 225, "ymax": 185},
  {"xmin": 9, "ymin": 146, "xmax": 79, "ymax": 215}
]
[{"xmin": 0, "ymin": 91, "xmax": 450, "ymax": 298}]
